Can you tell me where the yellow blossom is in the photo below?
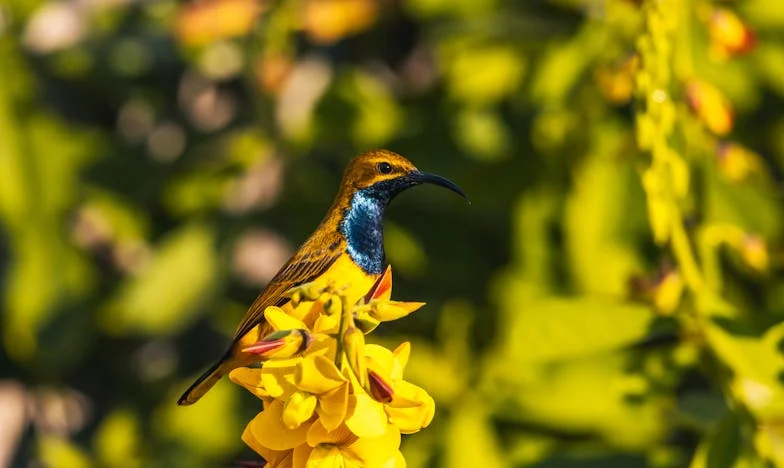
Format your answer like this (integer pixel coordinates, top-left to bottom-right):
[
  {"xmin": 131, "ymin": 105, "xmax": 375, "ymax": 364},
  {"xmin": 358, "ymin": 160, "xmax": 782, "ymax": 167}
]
[
  {"xmin": 364, "ymin": 343, "xmax": 435, "ymax": 434},
  {"xmin": 595, "ymin": 55, "xmax": 639, "ymax": 104},
  {"xmin": 243, "ymin": 400, "xmax": 311, "ymax": 452},
  {"xmin": 685, "ymin": 80, "xmax": 734, "ymax": 136},
  {"xmin": 716, "ymin": 142, "xmax": 765, "ymax": 183},
  {"xmin": 293, "ymin": 420, "xmax": 403, "ymax": 468},
  {"xmin": 175, "ymin": 0, "xmax": 264, "ymax": 47},
  {"xmin": 233, "ymin": 266, "xmax": 432, "ymax": 467},
  {"xmin": 739, "ymin": 235, "xmax": 768, "ymax": 272},
  {"xmin": 301, "ymin": 0, "xmax": 379, "ymax": 45},
  {"xmin": 243, "ymin": 329, "xmax": 311, "ymax": 359},
  {"xmin": 708, "ymin": 8, "xmax": 755, "ymax": 61}
]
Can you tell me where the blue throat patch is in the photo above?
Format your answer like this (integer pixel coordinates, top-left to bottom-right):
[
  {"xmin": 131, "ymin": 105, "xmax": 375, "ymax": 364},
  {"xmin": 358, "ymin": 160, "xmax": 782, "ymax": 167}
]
[{"xmin": 340, "ymin": 187, "xmax": 389, "ymax": 275}]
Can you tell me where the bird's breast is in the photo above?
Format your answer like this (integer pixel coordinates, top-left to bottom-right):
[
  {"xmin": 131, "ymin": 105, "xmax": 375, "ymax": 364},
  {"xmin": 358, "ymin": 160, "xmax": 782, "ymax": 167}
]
[{"xmin": 315, "ymin": 253, "xmax": 379, "ymax": 306}]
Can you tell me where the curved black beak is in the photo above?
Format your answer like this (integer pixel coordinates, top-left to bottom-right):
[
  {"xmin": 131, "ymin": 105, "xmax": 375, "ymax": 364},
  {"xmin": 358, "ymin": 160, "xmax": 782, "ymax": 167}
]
[{"xmin": 409, "ymin": 171, "xmax": 468, "ymax": 201}]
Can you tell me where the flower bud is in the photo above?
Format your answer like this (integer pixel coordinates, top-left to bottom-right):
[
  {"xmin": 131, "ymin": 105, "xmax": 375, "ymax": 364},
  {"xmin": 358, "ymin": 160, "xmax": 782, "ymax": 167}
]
[
  {"xmin": 739, "ymin": 235, "xmax": 768, "ymax": 272},
  {"xmin": 243, "ymin": 329, "xmax": 311, "ymax": 359},
  {"xmin": 717, "ymin": 142, "xmax": 763, "ymax": 183},
  {"xmin": 595, "ymin": 54, "xmax": 639, "ymax": 104},
  {"xmin": 709, "ymin": 8, "xmax": 755, "ymax": 60},
  {"xmin": 653, "ymin": 271, "xmax": 684, "ymax": 316},
  {"xmin": 686, "ymin": 80, "xmax": 734, "ymax": 136},
  {"xmin": 287, "ymin": 281, "xmax": 324, "ymax": 306},
  {"xmin": 343, "ymin": 327, "xmax": 367, "ymax": 387}
]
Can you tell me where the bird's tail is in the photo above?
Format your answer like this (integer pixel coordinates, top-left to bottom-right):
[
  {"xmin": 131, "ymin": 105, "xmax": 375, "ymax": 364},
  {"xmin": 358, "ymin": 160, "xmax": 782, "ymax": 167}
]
[{"xmin": 177, "ymin": 356, "xmax": 230, "ymax": 406}]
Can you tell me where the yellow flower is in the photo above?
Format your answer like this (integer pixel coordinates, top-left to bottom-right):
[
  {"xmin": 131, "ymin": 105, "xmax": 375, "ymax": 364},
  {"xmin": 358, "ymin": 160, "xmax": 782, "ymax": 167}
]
[
  {"xmin": 708, "ymin": 8, "xmax": 755, "ymax": 61},
  {"xmin": 292, "ymin": 420, "xmax": 403, "ymax": 468},
  {"xmin": 243, "ymin": 329, "xmax": 311, "ymax": 359},
  {"xmin": 243, "ymin": 400, "xmax": 310, "ymax": 453},
  {"xmin": 341, "ymin": 342, "xmax": 435, "ymax": 438},
  {"xmin": 233, "ymin": 266, "xmax": 433, "ymax": 467},
  {"xmin": 232, "ymin": 353, "xmax": 350, "ymax": 431},
  {"xmin": 365, "ymin": 343, "xmax": 435, "ymax": 434},
  {"xmin": 685, "ymin": 80, "xmax": 734, "ymax": 136},
  {"xmin": 739, "ymin": 235, "xmax": 768, "ymax": 273},
  {"xmin": 595, "ymin": 54, "xmax": 639, "ymax": 104},
  {"xmin": 174, "ymin": 0, "xmax": 264, "ymax": 47},
  {"xmin": 716, "ymin": 142, "xmax": 765, "ymax": 183},
  {"xmin": 353, "ymin": 267, "xmax": 425, "ymax": 332},
  {"xmin": 301, "ymin": 0, "xmax": 379, "ymax": 46}
]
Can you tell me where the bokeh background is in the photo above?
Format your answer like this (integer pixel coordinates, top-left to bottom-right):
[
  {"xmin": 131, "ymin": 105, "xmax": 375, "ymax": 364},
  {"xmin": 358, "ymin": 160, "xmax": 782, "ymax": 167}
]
[{"xmin": 1, "ymin": 0, "xmax": 783, "ymax": 466}]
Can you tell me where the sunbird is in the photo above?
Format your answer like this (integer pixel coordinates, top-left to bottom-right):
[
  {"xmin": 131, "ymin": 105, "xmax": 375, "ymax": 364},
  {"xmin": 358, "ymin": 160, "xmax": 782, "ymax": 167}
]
[{"xmin": 178, "ymin": 149, "xmax": 466, "ymax": 405}]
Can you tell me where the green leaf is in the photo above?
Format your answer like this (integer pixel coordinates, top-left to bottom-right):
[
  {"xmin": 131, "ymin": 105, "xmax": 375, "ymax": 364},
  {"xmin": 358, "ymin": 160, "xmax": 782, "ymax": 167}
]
[
  {"xmin": 154, "ymin": 380, "xmax": 242, "ymax": 458},
  {"xmin": 703, "ymin": 162, "xmax": 782, "ymax": 240},
  {"xmin": 564, "ymin": 121, "xmax": 646, "ymax": 296},
  {"xmin": 93, "ymin": 409, "xmax": 143, "ymax": 468},
  {"xmin": 444, "ymin": 400, "xmax": 506, "ymax": 468},
  {"xmin": 485, "ymin": 352, "xmax": 667, "ymax": 450},
  {"xmin": 689, "ymin": 411, "xmax": 741, "ymax": 468},
  {"xmin": 498, "ymin": 296, "xmax": 655, "ymax": 363},
  {"xmin": 37, "ymin": 436, "xmax": 93, "ymax": 468},
  {"xmin": 441, "ymin": 42, "xmax": 526, "ymax": 106},
  {"xmin": 704, "ymin": 320, "xmax": 784, "ymax": 417},
  {"xmin": 100, "ymin": 223, "xmax": 218, "ymax": 335},
  {"xmin": 530, "ymin": 23, "xmax": 603, "ymax": 106},
  {"xmin": 453, "ymin": 108, "xmax": 512, "ymax": 161}
]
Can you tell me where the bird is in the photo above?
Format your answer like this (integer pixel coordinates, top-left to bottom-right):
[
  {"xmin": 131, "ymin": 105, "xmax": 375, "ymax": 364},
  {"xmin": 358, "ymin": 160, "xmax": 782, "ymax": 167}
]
[{"xmin": 178, "ymin": 149, "xmax": 466, "ymax": 405}]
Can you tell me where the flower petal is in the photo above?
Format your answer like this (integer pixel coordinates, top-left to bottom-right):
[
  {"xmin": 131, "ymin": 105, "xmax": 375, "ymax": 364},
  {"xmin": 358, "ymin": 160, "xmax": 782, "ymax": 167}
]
[
  {"xmin": 386, "ymin": 381, "xmax": 435, "ymax": 434},
  {"xmin": 306, "ymin": 420, "xmax": 356, "ymax": 447},
  {"xmin": 283, "ymin": 391, "xmax": 317, "ymax": 430},
  {"xmin": 245, "ymin": 400, "xmax": 310, "ymax": 450},
  {"xmin": 354, "ymin": 314, "xmax": 380, "ymax": 334},
  {"xmin": 313, "ymin": 314, "xmax": 340, "ymax": 334},
  {"xmin": 229, "ymin": 367, "xmax": 271, "ymax": 400},
  {"xmin": 391, "ymin": 342, "xmax": 410, "ymax": 375},
  {"xmin": 345, "ymin": 424, "xmax": 401, "ymax": 466},
  {"xmin": 316, "ymin": 384, "xmax": 349, "ymax": 431},
  {"xmin": 265, "ymin": 307, "xmax": 310, "ymax": 331},
  {"xmin": 371, "ymin": 301, "xmax": 425, "ymax": 322},
  {"xmin": 364, "ymin": 265, "xmax": 392, "ymax": 303},
  {"xmin": 241, "ymin": 421, "xmax": 294, "ymax": 466},
  {"xmin": 364, "ymin": 344, "xmax": 395, "ymax": 377},
  {"xmin": 306, "ymin": 334, "xmax": 338, "ymax": 360},
  {"xmin": 306, "ymin": 446, "xmax": 343, "ymax": 468},
  {"xmin": 384, "ymin": 451, "xmax": 407, "ymax": 468},
  {"xmin": 295, "ymin": 355, "xmax": 347, "ymax": 394},
  {"xmin": 292, "ymin": 444, "xmax": 313, "ymax": 468},
  {"xmin": 260, "ymin": 358, "xmax": 300, "ymax": 398},
  {"xmin": 280, "ymin": 299, "xmax": 314, "ymax": 323},
  {"xmin": 301, "ymin": 299, "xmax": 327, "ymax": 328},
  {"xmin": 345, "ymin": 392, "xmax": 387, "ymax": 438}
]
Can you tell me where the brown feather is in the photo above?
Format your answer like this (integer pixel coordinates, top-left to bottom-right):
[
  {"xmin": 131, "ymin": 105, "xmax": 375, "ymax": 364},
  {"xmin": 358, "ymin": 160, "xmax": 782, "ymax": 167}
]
[{"xmin": 232, "ymin": 232, "xmax": 345, "ymax": 340}]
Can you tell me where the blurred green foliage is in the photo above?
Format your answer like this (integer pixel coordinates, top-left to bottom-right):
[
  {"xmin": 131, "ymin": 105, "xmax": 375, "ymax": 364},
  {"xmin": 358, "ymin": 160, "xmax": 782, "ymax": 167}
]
[{"xmin": 0, "ymin": 0, "xmax": 783, "ymax": 467}]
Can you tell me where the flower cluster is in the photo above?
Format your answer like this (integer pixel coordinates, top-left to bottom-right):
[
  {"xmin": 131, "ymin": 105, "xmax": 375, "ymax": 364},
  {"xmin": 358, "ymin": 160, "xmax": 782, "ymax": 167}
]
[{"xmin": 230, "ymin": 266, "xmax": 434, "ymax": 467}]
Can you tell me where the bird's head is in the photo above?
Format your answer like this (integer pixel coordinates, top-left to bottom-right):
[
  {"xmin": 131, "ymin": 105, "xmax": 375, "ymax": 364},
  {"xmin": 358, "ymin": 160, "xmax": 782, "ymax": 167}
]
[
  {"xmin": 336, "ymin": 149, "xmax": 466, "ymax": 275},
  {"xmin": 341, "ymin": 149, "xmax": 466, "ymax": 202}
]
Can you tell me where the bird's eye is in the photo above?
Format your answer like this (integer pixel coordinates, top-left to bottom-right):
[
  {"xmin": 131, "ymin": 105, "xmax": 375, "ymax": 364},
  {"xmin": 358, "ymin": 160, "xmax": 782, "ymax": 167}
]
[{"xmin": 377, "ymin": 162, "xmax": 393, "ymax": 174}]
